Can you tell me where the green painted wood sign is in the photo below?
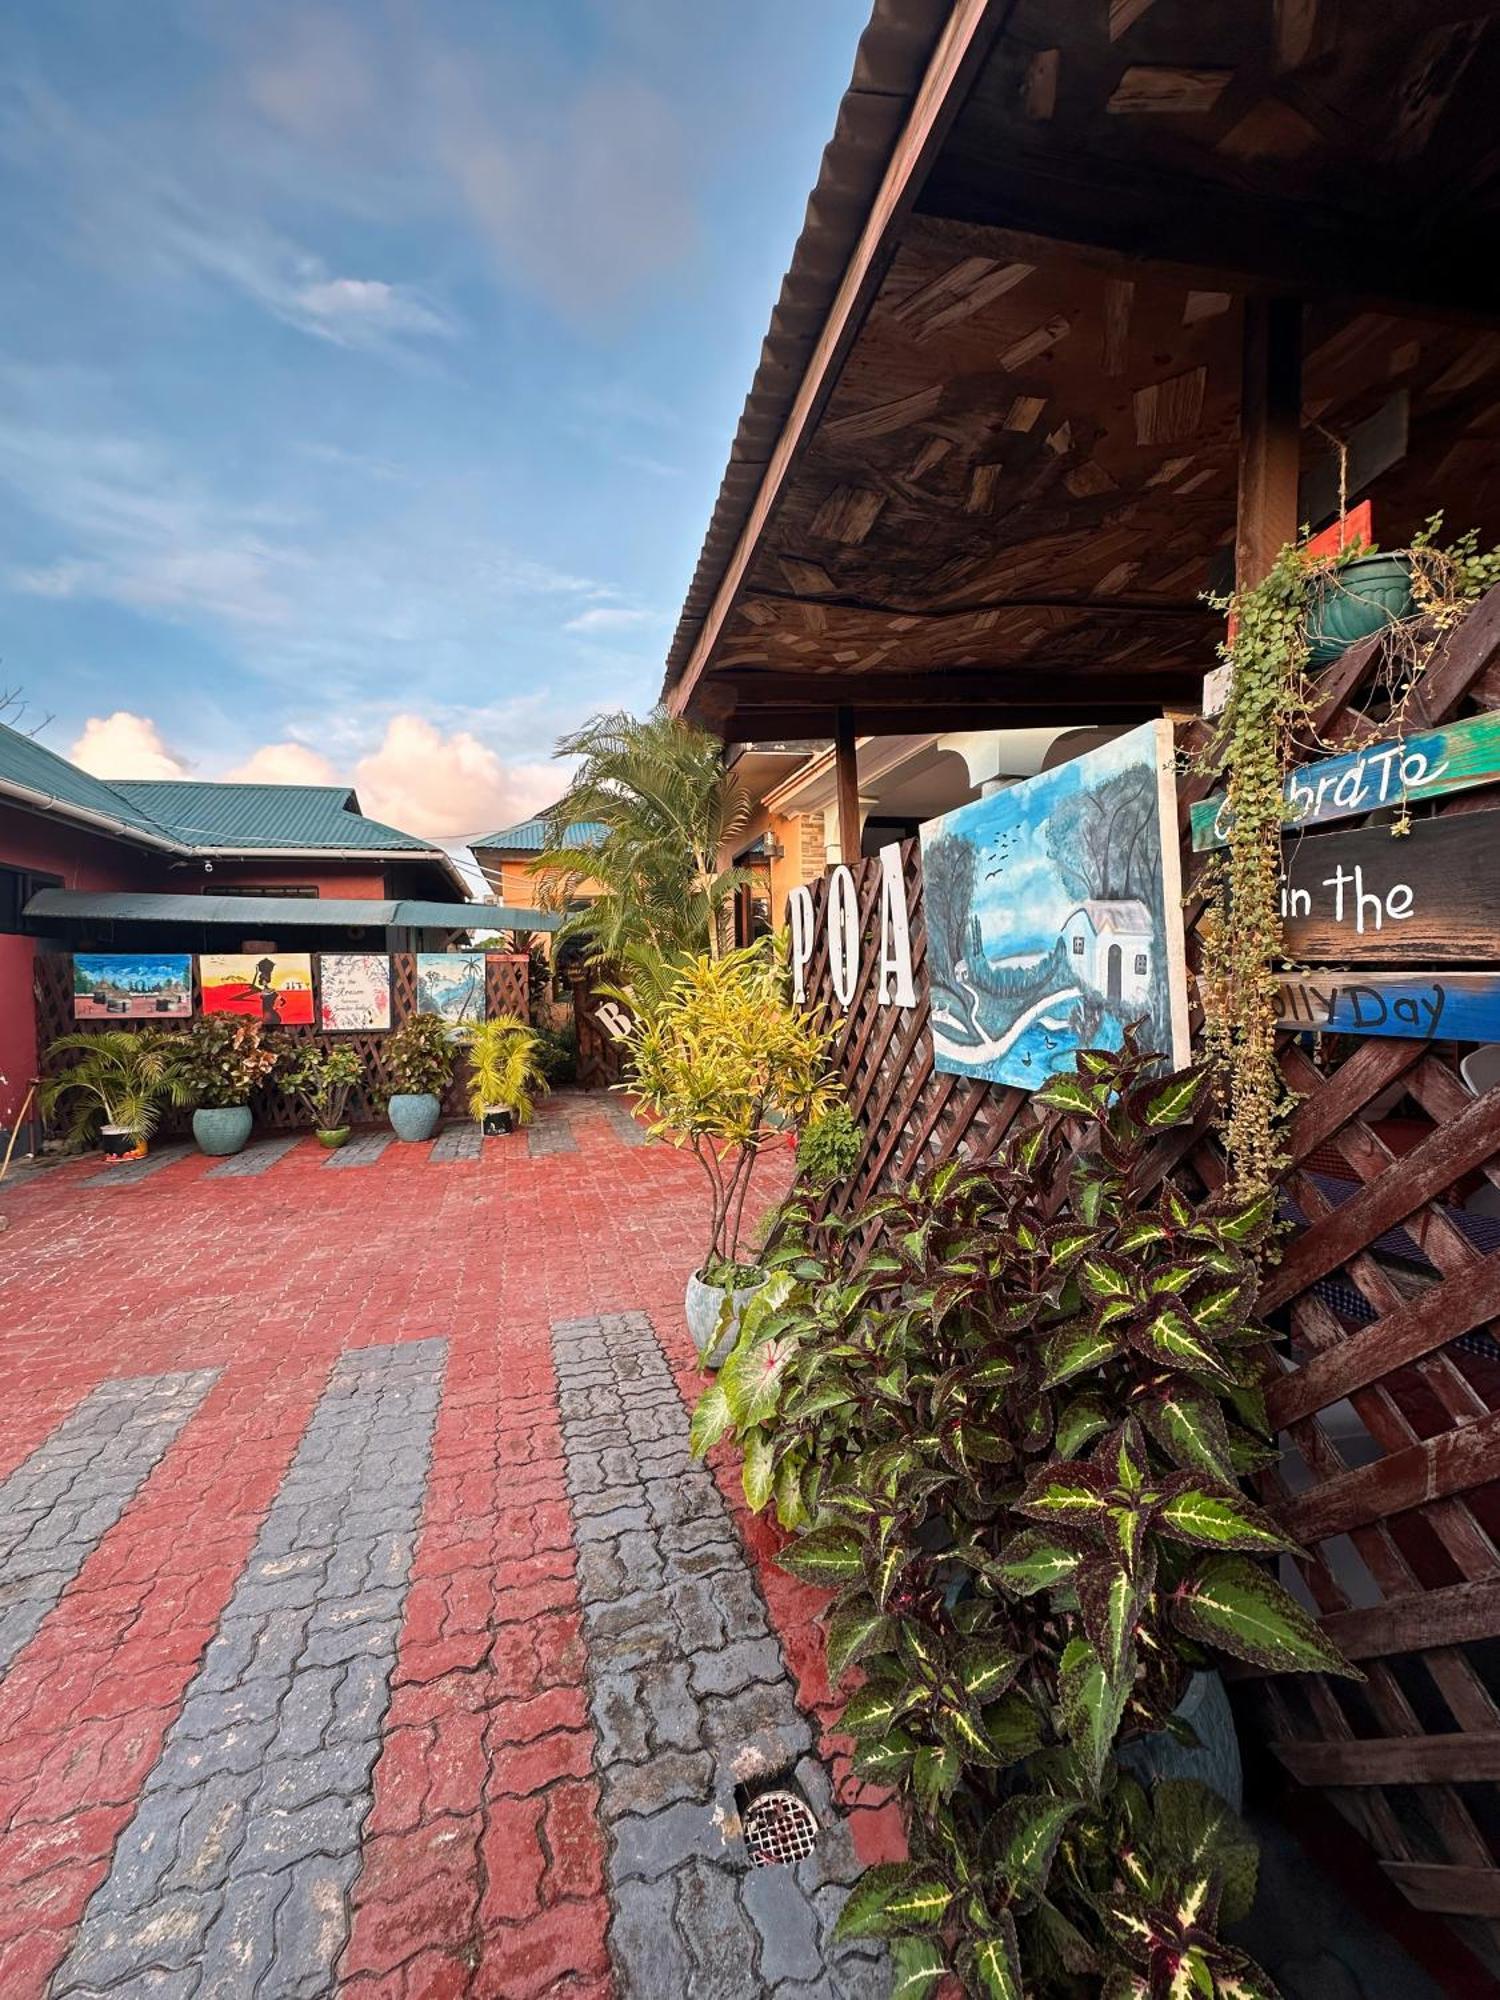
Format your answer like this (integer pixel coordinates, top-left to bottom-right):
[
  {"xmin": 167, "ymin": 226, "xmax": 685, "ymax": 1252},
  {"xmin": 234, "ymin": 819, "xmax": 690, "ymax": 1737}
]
[
  {"xmin": 1276, "ymin": 972, "xmax": 1500, "ymax": 1042},
  {"xmin": 1191, "ymin": 709, "xmax": 1500, "ymax": 851},
  {"xmin": 1280, "ymin": 814, "xmax": 1500, "ymax": 963}
]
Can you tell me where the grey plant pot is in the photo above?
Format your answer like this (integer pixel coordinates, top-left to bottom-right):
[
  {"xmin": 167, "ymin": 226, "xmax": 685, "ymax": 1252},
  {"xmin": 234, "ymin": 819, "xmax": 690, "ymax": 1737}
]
[
  {"xmin": 192, "ymin": 1106, "xmax": 252, "ymax": 1157},
  {"xmin": 684, "ymin": 1268, "xmax": 768, "ymax": 1369},
  {"xmin": 388, "ymin": 1092, "xmax": 442, "ymax": 1142},
  {"xmin": 1119, "ymin": 1669, "xmax": 1243, "ymax": 1811}
]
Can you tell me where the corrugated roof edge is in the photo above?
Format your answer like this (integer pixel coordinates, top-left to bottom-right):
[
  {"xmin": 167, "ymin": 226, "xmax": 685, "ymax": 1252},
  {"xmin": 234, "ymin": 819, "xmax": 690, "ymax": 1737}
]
[{"xmin": 659, "ymin": 0, "xmax": 951, "ymax": 701}]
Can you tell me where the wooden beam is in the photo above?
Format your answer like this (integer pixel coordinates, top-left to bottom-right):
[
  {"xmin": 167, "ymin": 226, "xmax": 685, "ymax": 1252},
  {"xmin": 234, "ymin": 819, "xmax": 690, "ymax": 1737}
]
[
  {"xmin": 666, "ymin": 0, "xmax": 1012, "ymax": 721},
  {"xmin": 834, "ymin": 708, "xmax": 861, "ymax": 864},
  {"xmin": 743, "ymin": 587, "xmax": 1209, "ymax": 622},
  {"xmin": 1272, "ymin": 1733, "xmax": 1500, "ymax": 1786},
  {"xmin": 1276, "ymin": 1408, "xmax": 1500, "ymax": 1544},
  {"xmin": 720, "ymin": 698, "xmax": 1180, "ymax": 742},
  {"xmin": 1381, "ymin": 1863, "xmax": 1500, "ymax": 1919},
  {"xmin": 1236, "ymin": 296, "xmax": 1302, "ymax": 589},
  {"xmin": 1315, "ymin": 1578, "xmax": 1500, "ymax": 1664}
]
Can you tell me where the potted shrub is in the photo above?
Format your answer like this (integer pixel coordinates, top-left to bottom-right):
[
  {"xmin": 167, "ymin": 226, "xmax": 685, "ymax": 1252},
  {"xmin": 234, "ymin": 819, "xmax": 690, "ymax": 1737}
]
[
  {"xmin": 692, "ymin": 1034, "xmax": 1357, "ymax": 1996},
  {"xmin": 283, "ymin": 1042, "xmax": 364, "ymax": 1148},
  {"xmin": 38, "ymin": 1029, "xmax": 190, "ymax": 1158},
  {"xmin": 463, "ymin": 1016, "xmax": 549, "ymax": 1134},
  {"xmin": 623, "ymin": 942, "xmax": 837, "ymax": 1364},
  {"xmin": 384, "ymin": 1013, "xmax": 456, "ymax": 1142},
  {"xmin": 175, "ymin": 1017, "xmax": 280, "ymax": 1156}
]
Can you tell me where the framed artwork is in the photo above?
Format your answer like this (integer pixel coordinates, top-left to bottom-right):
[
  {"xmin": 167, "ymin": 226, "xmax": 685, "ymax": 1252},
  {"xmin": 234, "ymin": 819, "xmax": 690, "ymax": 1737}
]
[
  {"xmin": 318, "ymin": 953, "xmax": 391, "ymax": 1031},
  {"xmin": 200, "ymin": 952, "xmax": 315, "ymax": 1026},
  {"xmin": 918, "ymin": 720, "xmax": 1188, "ymax": 1091},
  {"xmin": 416, "ymin": 951, "xmax": 485, "ymax": 1024},
  {"xmin": 72, "ymin": 954, "xmax": 192, "ymax": 1019}
]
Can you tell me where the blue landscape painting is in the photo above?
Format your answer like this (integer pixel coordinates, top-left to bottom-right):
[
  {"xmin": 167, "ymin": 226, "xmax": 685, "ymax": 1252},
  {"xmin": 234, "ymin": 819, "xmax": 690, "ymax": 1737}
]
[
  {"xmin": 918, "ymin": 721, "xmax": 1188, "ymax": 1091},
  {"xmin": 73, "ymin": 953, "xmax": 192, "ymax": 1019}
]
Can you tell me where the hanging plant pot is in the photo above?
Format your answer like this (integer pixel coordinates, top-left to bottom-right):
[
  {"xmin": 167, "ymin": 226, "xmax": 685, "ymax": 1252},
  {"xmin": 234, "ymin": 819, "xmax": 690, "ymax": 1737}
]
[
  {"xmin": 1305, "ymin": 553, "xmax": 1414, "ymax": 667},
  {"xmin": 193, "ymin": 1106, "xmax": 252, "ymax": 1156}
]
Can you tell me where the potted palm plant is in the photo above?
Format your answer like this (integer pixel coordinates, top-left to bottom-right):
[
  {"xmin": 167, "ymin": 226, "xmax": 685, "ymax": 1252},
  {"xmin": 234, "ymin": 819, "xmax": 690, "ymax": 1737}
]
[
  {"xmin": 623, "ymin": 942, "xmax": 837, "ymax": 1364},
  {"xmin": 463, "ymin": 1016, "xmax": 548, "ymax": 1134},
  {"xmin": 384, "ymin": 1013, "xmax": 456, "ymax": 1142},
  {"xmin": 39, "ymin": 1029, "xmax": 190, "ymax": 1158},
  {"xmin": 175, "ymin": 1017, "xmax": 280, "ymax": 1156},
  {"xmin": 282, "ymin": 1042, "xmax": 364, "ymax": 1148}
]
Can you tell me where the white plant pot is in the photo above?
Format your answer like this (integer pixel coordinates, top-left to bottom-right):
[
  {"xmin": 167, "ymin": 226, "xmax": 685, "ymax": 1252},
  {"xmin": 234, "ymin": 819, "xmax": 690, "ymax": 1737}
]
[{"xmin": 684, "ymin": 1268, "xmax": 767, "ymax": 1369}]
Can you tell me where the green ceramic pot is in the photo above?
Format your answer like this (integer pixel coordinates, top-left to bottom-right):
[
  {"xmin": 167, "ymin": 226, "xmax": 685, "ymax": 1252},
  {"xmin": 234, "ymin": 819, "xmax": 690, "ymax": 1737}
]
[
  {"xmin": 388, "ymin": 1093, "xmax": 441, "ymax": 1142},
  {"xmin": 192, "ymin": 1106, "xmax": 252, "ymax": 1157},
  {"xmin": 1305, "ymin": 553, "xmax": 1413, "ymax": 668},
  {"xmin": 316, "ymin": 1127, "xmax": 351, "ymax": 1150}
]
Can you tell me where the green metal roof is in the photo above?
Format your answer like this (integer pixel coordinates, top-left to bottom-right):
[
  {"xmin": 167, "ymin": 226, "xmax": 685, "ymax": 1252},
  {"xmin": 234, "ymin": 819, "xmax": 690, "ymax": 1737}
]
[
  {"xmin": 25, "ymin": 889, "xmax": 561, "ymax": 931},
  {"xmin": 472, "ymin": 808, "xmax": 606, "ymax": 854},
  {"xmin": 0, "ymin": 723, "xmax": 176, "ymax": 843},
  {"xmin": 110, "ymin": 780, "xmax": 432, "ymax": 851}
]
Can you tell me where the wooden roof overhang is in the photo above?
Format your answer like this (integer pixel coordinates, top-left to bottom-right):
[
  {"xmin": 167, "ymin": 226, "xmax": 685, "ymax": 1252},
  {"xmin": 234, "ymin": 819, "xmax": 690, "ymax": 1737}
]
[{"xmin": 663, "ymin": 0, "xmax": 1500, "ymax": 743}]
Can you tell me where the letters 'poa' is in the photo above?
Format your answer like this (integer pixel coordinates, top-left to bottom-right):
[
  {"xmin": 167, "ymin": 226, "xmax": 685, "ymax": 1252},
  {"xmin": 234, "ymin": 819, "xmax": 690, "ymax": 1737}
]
[{"xmin": 788, "ymin": 845, "xmax": 915, "ymax": 1011}]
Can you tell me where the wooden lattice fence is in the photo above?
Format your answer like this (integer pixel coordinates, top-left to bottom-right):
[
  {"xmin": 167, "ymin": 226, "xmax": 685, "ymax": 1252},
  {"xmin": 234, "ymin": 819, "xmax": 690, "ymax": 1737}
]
[
  {"xmin": 34, "ymin": 951, "xmax": 530, "ymax": 1131},
  {"xmin": 802, "ymin": 592, "xmax": 1500, "ymax": 1966},
  {"xmin": 570, "ymin": 973, "xmax": 627, "ymax": 1091}
]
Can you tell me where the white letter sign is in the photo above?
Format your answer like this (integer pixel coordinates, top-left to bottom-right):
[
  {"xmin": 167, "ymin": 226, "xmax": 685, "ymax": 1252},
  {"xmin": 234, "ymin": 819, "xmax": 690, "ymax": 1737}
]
[
  {"xmin": 877, "ymin": 843, "xmax": 916, "ymax": 1007},
  {"xmin": 788, "ymin": 884, "xmax": 815, "ymax": 1002},
  {"xmin": 828, "ymin": 865, "xmax": 859, "ymax": 1008}
]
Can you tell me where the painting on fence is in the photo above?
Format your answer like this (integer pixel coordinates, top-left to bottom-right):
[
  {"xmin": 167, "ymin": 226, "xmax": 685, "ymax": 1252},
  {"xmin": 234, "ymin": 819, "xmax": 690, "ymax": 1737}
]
[
  {"xmin": 200, "ymin": 953, "xmax": 315, "ymax": 1026},
  {"xmin": 73, "ymin": 954, "xmax": 192, "ymax": 1019},
  {"xmin": 919, "ymin": 720, "xmax": 1189, "ymax": 1089},
  {"xmin": 416, "ymin": 951, "xmax": 485, "ymax": 1024},
  {"xmin": 318, "ymin": 953, "xmax": 391, "ymax": 1031}
]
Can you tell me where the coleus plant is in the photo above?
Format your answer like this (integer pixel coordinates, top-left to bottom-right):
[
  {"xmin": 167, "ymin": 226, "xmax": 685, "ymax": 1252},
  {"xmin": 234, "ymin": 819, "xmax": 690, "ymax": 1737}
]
[{"xmin": 691, "ymin": 1032, "xmax": 1358, "ymax": 1999}]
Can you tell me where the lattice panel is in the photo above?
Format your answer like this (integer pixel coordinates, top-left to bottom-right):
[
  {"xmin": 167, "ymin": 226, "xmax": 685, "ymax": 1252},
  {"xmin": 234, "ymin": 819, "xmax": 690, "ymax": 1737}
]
[
  {"xmin": 33, "ymin": 949, "xmax": 528, "ymax": 1133},
  {"xmin": 800, "ymin": 588, "xmax": 1500, "ymax": 1967},
  {"xmin": 570, "ymin": 972, "xmax": 626, "ymax": 1091}
]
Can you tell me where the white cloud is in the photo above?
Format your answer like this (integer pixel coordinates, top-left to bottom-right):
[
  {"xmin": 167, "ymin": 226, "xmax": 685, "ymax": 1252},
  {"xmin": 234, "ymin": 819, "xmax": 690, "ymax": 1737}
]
[
  {"xmin": 222, "ymin": 742, "xmax": 340, "ymax": 786},
  {"xmin": 564, "ymin": 605, "xmax": 655, "ymax": 634},
  {"xmin": 70, "ymin": 711, "xmax": 190, "ymax": 780},
  {"xmin": 351, "ymin": 714, "xmax": 556, "ymax": 840}
]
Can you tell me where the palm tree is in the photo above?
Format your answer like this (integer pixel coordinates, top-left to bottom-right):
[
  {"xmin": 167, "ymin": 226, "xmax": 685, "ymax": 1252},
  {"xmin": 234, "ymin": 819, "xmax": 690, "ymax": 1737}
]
[
  {"xmin": 534, "ymin": 710, "xmax": 750, "ymax": 976},
  {"xmin": 39, "ymin": 1030, "xmax": 192, "ymax": 1147}
]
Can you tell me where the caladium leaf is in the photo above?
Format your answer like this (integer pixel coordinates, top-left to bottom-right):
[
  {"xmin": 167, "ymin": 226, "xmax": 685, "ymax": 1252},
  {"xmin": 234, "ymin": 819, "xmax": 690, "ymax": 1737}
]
[
  {"xmin": 912, "ymin": 1740, "xmax": 961, "ymax": 1814},
  {"xmin": 720, "ymin": 1336, "xmax": 798, "ymax": 1430},
  {"xmin": 773, "ymin": 1450, "xmax": 807, "ymax": 1530},
  {"xmin": 1056, "ymin": 1392, "xmax": 1114, "ymax": 1458},
  {"xmin": 993, "ymin": 1527, "xmax": 1081, "ymax": 1596},
  {"xmin": 960, "ymin": 1911, "xmax": 1025, "ymax": 1999},
  {"xmin": 1155, "ymin": 1487, "xmax": 1296, "ymax": 1555},
  {"xmin": 956, "ymin": 1639, "xmax": 1022, "ymax": 1704},
  {"xmin": 1042, "ymin": 1319, "xmax": 1116, "ymax": 1389},
  {"xmin": 688, "ymin": 1378, "xmax": 733, "ymax": 1458},
  {"xmin": 1171, "ymin": 1555, "xmax": 1362, "ymax": 1676},
  {"xmin": 741, "ymin": 1431, "xmax": 774, "ymax": 1512},
  {"xmin": 1059, "ymin": 1636, "xmax": 1131, "ymax": 1791},
  {"xmin": 889, "ymin": 1937, "xmax": 948, "ymax": 1996},
  {"xmin": 990, "ymin": 1792, "xmax": 1080, "ymax": 1899},
  {"xmin": 1141, "ymin": 1388, "xmax": 1236, "ymax": 1486},
  {"xmin": 777, "ymin": 1525, "xmax": 864, "ymax": 1586},
  {"xmin": 824, "ymin": 1602, "xmax": 897, "ymax": 1685}
]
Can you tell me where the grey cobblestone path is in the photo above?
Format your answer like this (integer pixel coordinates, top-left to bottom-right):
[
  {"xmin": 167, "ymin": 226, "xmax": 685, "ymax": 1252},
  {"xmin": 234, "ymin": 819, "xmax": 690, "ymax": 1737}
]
[
  {"xmin": 596, "ymin": 1097, "xmax": 647, "ymax": 1147},
  {"xmin": 82, "ymin": 1147, "xmax": 191, "ymax": 1187},
  {"xmin": 430, "ymin": 1122, "xmax": 483, "ymax": 1163},
  {"xmin": 527, "ymin": 1106, "xmax": 578, "ymax": 1157},
  {"xmin": 204, "ymin": 1137, "xmax": 301, "ymax": 1179},
  {"xmin": 0, "ymin": 1371, "xmax": 219, "ymax": 1676},
  {"xmin": 321, "ymin": 1130, "xmax": 394, "ymax": 1170},
  {"xmin": 551, "ymin": 1311, "xmax": 885, "ymax": 2000},
  {"xmin": 50, "ymin": 1338, "xmax": 447, "ymax": 2000}
]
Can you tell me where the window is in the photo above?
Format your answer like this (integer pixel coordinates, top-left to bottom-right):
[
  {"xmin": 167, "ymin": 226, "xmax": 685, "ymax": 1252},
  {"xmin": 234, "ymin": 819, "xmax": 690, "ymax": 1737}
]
[
  {"xmin": 1134, "ymin": 953, "xmax": 1148, "ymax": 976},
  {"xmin": 217, "ymin": 885, "xmax": 319, "ymax": 898},
  {"xmin": 1071, "ymin": 934, "xmax": 1084, "ymax": 955}
]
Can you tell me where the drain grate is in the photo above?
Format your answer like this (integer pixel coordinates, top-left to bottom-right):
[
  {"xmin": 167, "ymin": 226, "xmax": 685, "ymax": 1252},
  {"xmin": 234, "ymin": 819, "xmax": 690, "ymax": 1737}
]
[{"xmin": 743, "ymin": 1787, "xmax": 820, "ymax": 1868}]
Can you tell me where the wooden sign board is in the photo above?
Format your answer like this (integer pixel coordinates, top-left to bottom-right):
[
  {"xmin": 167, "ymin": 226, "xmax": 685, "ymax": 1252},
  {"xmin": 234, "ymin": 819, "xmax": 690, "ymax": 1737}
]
[
  {"xmin": 1191, "ymin": 709, "xmax": 1500, "ymax": 852},
  {"xmin": 1280, "ymin": 813, "xmax": 1500, "ymax": 963},
  {"xmin": 1277, "ymin": 972, "xmax": 1500, "ymax": 1042}
]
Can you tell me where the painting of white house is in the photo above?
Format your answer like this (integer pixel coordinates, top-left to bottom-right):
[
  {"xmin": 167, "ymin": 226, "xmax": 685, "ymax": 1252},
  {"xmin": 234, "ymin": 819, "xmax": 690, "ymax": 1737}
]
[
  {"xmin": 918, "ymin": 720, "xmax": 1188, "ymax": 1091},
  {"xmin": 416, "ymin": 952, "xmax": 486, "ymax": 1025}
]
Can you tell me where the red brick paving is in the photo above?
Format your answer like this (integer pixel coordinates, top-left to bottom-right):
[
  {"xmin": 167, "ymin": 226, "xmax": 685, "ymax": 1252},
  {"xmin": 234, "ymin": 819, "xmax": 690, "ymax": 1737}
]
[{"xmin": 0, "ymin": 1102, "xmax": 896, "ymax": 1994}]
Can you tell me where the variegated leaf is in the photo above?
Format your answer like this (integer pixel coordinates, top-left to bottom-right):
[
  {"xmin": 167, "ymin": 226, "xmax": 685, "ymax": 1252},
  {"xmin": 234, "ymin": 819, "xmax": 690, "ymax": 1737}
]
[
  {"xmin": 993, "ymin": 1527, "xmax": 1081, "ymax": 1596},
  {"xmin": 1171, "ymin": 1556, "xmax": 1362, "ymax": 1677},
  {"xmin": 824, "ymin": 1603, "xmax": 897, "ymax": 1685},
  {"xmin": 1156, "ymin": 1488, "xmax": 1295, "ymax": 1555}
]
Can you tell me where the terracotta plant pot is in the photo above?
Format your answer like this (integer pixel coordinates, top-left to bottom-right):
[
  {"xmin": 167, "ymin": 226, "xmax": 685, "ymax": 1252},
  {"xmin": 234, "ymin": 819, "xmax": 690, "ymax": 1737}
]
[{"xmin": 192, "ymin": 1106, "xmax": 252, "ymax": 1157}]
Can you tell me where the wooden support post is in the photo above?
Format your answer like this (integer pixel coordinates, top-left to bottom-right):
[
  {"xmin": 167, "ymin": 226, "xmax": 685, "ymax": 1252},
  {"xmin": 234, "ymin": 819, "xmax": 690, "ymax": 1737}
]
[
  {"xmin": 833, "ymin": 708, "xmax": 862, "ymax": 865},
  {"xmin": 1236, "ymin": 296, "xmax": 1303, "ymax": 589}
]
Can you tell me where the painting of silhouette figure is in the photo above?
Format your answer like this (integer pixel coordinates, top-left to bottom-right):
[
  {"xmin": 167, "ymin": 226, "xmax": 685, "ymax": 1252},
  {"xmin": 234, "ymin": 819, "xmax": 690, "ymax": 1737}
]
[
  {"xmin": 200, "ymin": 952, "xmax": 315, "ymax": 1025},
  {"xmin": 918, "ymin": 721, "xmax": 1188, "ymax": 1092}
]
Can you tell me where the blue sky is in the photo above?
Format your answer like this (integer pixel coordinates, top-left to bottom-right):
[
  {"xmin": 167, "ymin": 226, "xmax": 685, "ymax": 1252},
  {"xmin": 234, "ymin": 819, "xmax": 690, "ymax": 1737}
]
[{"xmin": 0, "ymin": 0, "xmax": 867, "ymax": 836}]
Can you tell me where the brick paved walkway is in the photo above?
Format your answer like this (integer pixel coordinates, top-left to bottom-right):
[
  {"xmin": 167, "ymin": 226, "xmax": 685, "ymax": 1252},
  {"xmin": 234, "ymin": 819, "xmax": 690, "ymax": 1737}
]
[{"xmin": 0, "ymin": 1096, "xmax": 900, "ymax": 1997}]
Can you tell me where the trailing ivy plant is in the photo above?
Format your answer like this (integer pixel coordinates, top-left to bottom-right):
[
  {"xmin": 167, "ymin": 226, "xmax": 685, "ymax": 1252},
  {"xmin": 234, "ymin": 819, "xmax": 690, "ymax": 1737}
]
[{"xmin": 693, "ymin": 1032, "xmax": 1358, "ymax": 1999}]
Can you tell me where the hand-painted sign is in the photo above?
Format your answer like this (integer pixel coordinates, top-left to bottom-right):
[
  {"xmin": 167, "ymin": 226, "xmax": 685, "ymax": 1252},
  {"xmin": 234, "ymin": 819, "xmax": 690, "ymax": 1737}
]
[
  {"xmin": 1281, "ymin": 815, "xmax": 1500, "ymax": 963},
  {"xmin": 1191, "ymin": 709, "xmax": 1500, "ymax": 851},
  {"xmin": 1276, "ymin": 972, "xmax": 1500, "ymax": 1042}
]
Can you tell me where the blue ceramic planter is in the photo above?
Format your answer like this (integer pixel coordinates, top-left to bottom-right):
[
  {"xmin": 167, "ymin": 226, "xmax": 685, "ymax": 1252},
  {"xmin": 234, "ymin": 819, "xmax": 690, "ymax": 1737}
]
[
  {"xmin": 192, "ymin": 1106, "xmax": 252, "ymax": 1157},
  {"xmin": 388, "ymin": 1092, "xmax": 442, "ymax": 1142}
]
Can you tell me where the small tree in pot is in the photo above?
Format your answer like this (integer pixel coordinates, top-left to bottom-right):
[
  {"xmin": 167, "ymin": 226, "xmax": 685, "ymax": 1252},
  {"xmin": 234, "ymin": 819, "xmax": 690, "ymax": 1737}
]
[
  {"xmin": 175, "ymin": 1018, "xmax": 280, "ymax": 1155},
  {"xmin": 384, "ymin": 1013, "xmax": 457, "ymax": 1141},
  {"xmin": 282, "ymin": 1042, "xmax": 364, "ymax": 1148},
  {"xmin": 623, "ymin": 941, "xmax": 838, "ymax": 1364},
  {"xmin": 463, "ymin": 1016, "xmax": 548, "ymax": 1133},
  {"xmin": 39, "ymin": 1029, "xmax": 191, "ymax": 1158}
]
